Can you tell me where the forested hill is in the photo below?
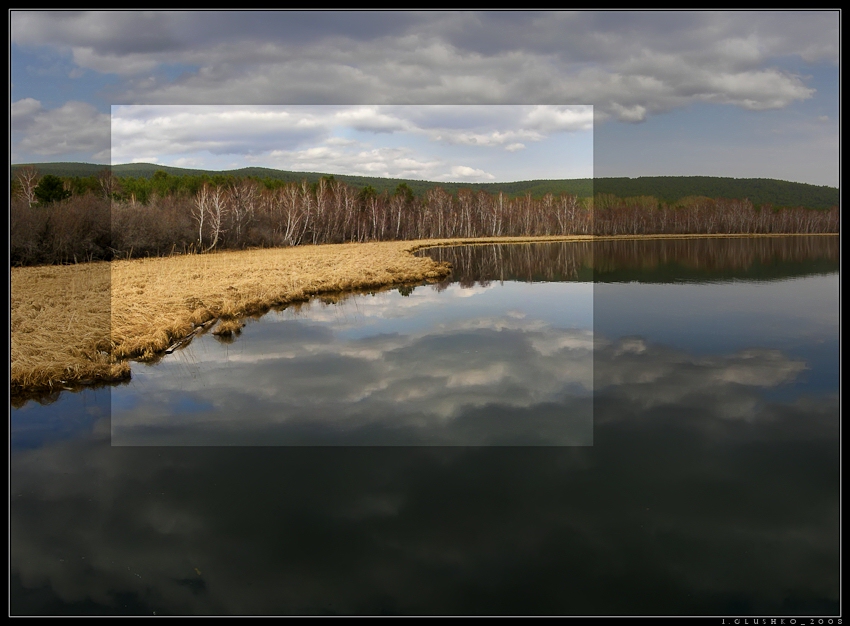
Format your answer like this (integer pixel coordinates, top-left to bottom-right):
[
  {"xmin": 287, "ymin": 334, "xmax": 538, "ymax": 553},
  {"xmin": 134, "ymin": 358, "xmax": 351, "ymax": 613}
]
[
  {"xmin": 11, "ymin": 162, "xmax": 839, "ymax": 209},
  {"xmin": 592, "ymin": 177, "xmax": 838, "ymax": 210}
]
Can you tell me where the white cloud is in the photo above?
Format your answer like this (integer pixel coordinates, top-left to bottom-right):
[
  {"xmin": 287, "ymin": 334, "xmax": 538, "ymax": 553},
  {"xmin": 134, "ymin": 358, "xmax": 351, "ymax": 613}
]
[
  {"xmin": 443, "ymin": 166, "xmax": 496, "ymax": 182},
  {"xmin": 434, "ymin": 130, "xmax": 542, "ymax": 148},
  {"xmin": 332, "ymin": 107, "xmax": 413, "ymax": 133},
  {"xmin": 109, "ymin": 105, "xmax": 591, "ymax": 180},
  {"xmin": 523, "ymin": 105, "xmax": 594, "ymax": 133},
  {"xmin": 262, "ymin": 144, "xmax": 445, "ymax": 180},
  {"xmin": 11, "ymin": 97, "xmax": 43, "ymax": 129}
]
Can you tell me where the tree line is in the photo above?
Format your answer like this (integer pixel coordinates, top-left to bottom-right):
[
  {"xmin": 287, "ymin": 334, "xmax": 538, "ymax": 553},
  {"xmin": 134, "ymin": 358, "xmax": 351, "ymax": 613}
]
[
  {"xmin": 10, "ymin": 167, "xmax": 839, "ymax": 267},
  {"xmin": 12, "ymin": 162, "xmax": 841, "ymax": 208}
]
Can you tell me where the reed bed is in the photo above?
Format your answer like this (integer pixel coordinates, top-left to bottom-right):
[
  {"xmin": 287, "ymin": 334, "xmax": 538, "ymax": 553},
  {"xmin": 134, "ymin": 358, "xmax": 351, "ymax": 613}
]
[{"xmin": 11, "ymin": 233, "xmax": 832, "ymax": 399}]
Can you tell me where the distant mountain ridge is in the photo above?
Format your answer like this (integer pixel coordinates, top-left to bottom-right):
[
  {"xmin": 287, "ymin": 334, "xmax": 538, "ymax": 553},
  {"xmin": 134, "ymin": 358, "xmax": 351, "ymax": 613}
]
[{"xmin": 10, "ymin": 162, "xmax": 839, "ymax": 209}]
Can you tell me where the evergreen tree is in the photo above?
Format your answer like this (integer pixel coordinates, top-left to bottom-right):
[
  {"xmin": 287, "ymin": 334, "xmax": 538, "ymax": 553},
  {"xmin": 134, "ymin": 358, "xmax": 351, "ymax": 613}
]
[{"xmin": 34, "ymin": 175, "xmax": 71, "ymax": 204}]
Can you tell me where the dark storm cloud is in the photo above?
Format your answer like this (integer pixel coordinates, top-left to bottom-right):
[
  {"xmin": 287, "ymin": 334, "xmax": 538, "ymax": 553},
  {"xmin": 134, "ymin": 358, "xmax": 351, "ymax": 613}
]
[
  {"xmin": 11, "ymin": 11, "xmax": 419, "ymax": 54},
  {"xmin": 11, "ymin": 98, "xmax": 111, "ymax": 161},
  {"xmin": 12, "ymin": 11, "xmax": 833, "ymax": 116}
]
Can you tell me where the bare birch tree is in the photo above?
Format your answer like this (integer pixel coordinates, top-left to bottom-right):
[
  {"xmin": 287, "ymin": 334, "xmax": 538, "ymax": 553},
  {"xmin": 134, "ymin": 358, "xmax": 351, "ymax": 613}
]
[
  {"xmin": 192, "ymin": 184, "xmax": 209, "ymax": 251},
  {"xmin": 206, "ymin": 185, "xmax": 227, "ymax": 252},
  {"xmin": 15, "ymin": 166, "xmax": 40, "ymax": 207}
]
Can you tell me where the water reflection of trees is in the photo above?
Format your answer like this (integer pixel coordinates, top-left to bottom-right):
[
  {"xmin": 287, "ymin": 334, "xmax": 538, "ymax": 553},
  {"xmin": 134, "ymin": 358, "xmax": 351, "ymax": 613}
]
[
  {"xmin": 423, "ymin": 236, "xmax": 839, "ymax": 286},
  {"xmin": 426, "ymin": 242, "xmax": 595, "ymax": 286}
]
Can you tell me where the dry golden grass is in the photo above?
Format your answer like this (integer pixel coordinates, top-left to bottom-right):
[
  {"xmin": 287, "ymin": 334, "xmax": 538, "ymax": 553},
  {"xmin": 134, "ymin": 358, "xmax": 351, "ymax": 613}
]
[
  {"xmin": 11, "ymin": 233, "xmax": 834, "ymax": 399},
  {"xmin": 11, "ymin": 262, "xmax": 129, "ymax": 397},
  {"xmin": 13, "ymin": 238, "xmax": 457, "ymax": 397}
]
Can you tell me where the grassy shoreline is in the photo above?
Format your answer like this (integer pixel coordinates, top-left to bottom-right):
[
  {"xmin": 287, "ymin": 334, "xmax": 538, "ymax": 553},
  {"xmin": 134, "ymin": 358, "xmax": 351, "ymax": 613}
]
[{"xmin": 10, "ymin": 233, "xmax": 838, "ymax": 401}]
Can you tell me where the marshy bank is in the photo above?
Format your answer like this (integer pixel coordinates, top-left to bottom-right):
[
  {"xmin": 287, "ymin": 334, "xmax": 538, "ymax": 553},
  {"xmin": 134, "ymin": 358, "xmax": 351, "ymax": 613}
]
[
  {"xmin": 10, "ymin": 234, "xmax": 838, "ymax": 403},
  {"xmin": 10, "ymin": 236, "xmax": 584, "ymax": 402}
]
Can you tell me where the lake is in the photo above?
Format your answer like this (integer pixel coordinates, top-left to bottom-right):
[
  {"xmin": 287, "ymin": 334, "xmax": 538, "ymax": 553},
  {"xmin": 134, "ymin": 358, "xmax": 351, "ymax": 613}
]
[{"xmin": 10, "ymin": 236, "xmax": 840, "ymax": 615}]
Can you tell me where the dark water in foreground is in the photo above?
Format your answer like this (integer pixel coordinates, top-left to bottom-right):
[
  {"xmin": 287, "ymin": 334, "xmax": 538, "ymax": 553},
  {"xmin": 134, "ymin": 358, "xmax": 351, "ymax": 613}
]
[{"xmin": 10, "ymin": 237, "xmax": 840, "ymax": 615}]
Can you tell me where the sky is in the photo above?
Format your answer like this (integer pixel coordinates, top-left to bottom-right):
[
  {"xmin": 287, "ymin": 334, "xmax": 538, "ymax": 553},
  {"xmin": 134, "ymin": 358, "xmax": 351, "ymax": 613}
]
[
  {"xmin": 108, "ymin": 104, "xmax": 594, "ymax": 182},
  {"xmin": 10, "ymin": 10, "xmax": 840, "ymax": 187}
]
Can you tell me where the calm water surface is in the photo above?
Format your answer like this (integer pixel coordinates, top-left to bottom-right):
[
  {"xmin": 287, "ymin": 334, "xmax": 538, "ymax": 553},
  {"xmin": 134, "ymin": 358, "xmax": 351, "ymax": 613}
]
[
  {"xmin": 10, "ymin": 236, "xmax": 840, "ymax": 615},
  {"xmin": 110, "ymin": 279, "xmax": 594, "ymax": 446}
]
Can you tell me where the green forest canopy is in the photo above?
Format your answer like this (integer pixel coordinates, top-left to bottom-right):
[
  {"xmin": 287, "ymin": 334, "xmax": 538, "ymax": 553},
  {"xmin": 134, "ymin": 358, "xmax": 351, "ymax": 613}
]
[{"xmin": 10, "ymin": 162, "xmax": 840, "ymax": 210}]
